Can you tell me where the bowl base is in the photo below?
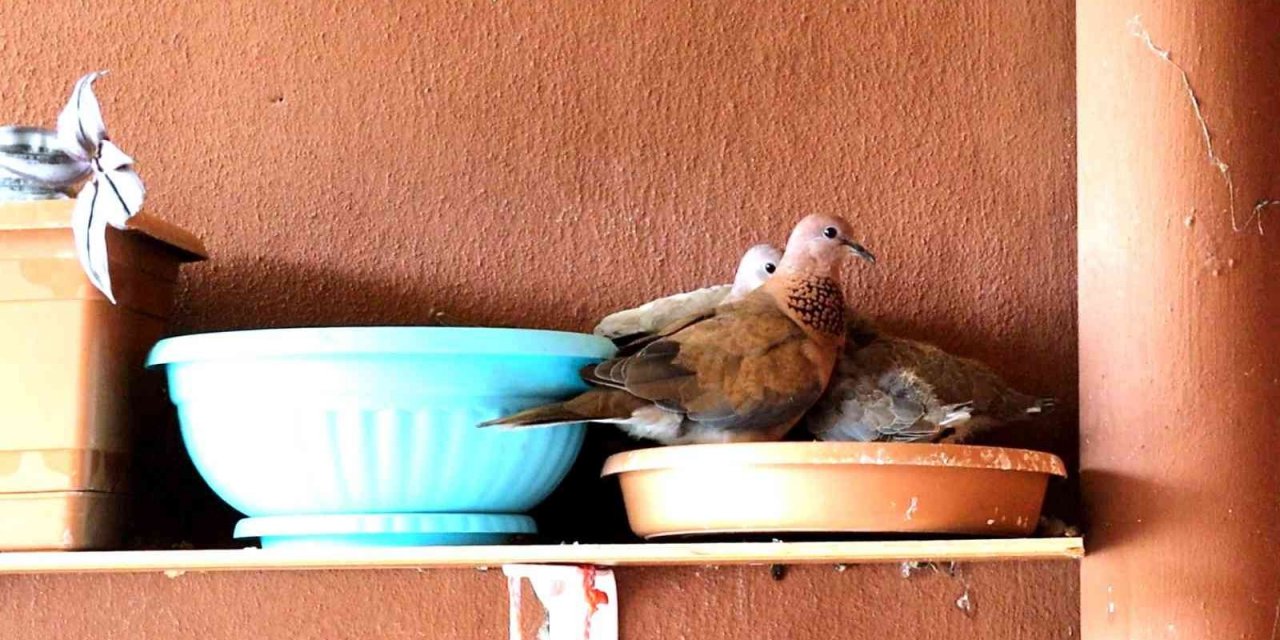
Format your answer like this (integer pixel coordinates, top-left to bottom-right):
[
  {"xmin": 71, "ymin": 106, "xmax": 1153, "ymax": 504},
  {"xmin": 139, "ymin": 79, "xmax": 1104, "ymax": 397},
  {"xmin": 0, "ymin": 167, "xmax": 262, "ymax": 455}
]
[{"xmin": 234, "ymin": 512, "xmax": 537, "ymax": 549}]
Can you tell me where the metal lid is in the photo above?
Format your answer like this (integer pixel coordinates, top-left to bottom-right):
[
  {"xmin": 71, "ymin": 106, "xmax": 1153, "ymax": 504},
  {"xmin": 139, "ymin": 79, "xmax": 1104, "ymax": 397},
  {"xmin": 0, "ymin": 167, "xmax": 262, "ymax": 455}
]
[
  {"xmin": 0, "ymin": 126, "xmax": 70, "ymax": 159},
  {"xmin": 0, "ymin": 126, "xmax": 79, "ymax": 201},
  {"xmin": 0, "ymin": 177, "xmax": 65, "ymax": 201}
]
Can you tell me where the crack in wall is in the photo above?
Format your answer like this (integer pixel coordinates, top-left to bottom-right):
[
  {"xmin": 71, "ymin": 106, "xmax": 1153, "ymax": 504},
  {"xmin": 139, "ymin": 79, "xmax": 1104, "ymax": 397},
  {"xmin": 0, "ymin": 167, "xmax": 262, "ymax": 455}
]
[
  {"xmin": 1127, "ymin": 15, "xmax": 1276, "ymax": 235},
  {"xmin": 1255, "ymin": 199, "xmax": 1280, "ymax": 228},
  {"xmin": 1270, "ymin": 599, "xmax": 1279, "ymax": 640}
]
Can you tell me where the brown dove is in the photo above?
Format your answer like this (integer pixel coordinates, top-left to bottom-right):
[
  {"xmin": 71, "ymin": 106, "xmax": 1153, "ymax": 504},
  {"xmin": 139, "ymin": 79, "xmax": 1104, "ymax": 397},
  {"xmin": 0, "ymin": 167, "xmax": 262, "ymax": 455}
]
[
  {"xmin": 478, "ymin": 214, "xmax": 877, "ymax": 445},
  {"xmin": 592, "ymin": 244, "xmax": 782, "ymax": 343},
  {"xmin": 805, "ymin": 314, "xmax": 1056, "ymax": 443}
]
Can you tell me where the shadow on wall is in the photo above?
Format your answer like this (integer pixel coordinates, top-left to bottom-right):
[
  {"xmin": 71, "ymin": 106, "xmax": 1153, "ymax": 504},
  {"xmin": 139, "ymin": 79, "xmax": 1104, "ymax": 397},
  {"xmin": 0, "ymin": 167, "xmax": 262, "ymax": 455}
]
[
  {"xmin": 129, "ymin": 376, "xmax": 242, "ymax": 549},
  {"xmin": 170, "ymin": 258, "xmax": 471, "ymax": 333},
  {"xmin": 1077, "ymin": 470, "xmax": 1169, "ymax": 553},
  {"xmin": 169, "ymin": 257, "xmax": 608, "ymax": 334},
  {"xmin": 531, "ymin": 428, "xmax": 639, "ymax": 543}
]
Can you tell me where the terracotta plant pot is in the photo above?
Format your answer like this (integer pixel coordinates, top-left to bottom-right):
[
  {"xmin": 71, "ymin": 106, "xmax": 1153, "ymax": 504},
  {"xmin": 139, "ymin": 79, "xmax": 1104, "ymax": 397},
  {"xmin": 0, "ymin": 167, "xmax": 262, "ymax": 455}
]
[
  {"xmin": 601, "ymin": 442, "xmax": 1066, "ymax": 539},
  {"xmin": 0, "ymin": 199, "xmax": 206, "ymax": 550}
]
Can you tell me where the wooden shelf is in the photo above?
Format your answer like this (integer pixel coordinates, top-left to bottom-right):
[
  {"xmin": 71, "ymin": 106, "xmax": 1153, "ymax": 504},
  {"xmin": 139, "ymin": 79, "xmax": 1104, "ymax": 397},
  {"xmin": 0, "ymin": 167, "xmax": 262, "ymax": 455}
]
[{"xmin": 0, "ymin": 538, "xmax": 1081, "ymax": 575}]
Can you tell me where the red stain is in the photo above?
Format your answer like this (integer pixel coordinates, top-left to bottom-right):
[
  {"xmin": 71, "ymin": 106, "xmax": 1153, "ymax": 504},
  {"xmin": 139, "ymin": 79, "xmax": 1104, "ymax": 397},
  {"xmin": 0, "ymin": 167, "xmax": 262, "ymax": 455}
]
[
  {"xmin": 582, "ymin": 566, "xmax": 611, "ymax": 638},
  {"xmin": 583, "ymin": 567, "xmax": 611, "ymax": 610}
]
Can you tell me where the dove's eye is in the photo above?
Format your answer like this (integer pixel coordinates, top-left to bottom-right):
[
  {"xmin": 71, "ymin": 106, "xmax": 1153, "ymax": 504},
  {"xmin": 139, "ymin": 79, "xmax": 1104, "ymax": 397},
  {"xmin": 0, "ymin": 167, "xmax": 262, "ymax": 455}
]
[
  {"xmin": 764, "ymin": 263, "xmax": 776, "ymax": 274},
  {"xmin": 822, "ymin": 226, "xmax": 838, "ymax": 239}
]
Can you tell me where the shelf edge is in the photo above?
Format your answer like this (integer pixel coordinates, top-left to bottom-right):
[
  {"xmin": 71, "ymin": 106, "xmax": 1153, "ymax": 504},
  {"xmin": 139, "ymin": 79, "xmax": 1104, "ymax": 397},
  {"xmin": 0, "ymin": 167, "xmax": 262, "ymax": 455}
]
[{"xmin": 0, "ymin": 538, "xmax": 1083, "ymax": 575}]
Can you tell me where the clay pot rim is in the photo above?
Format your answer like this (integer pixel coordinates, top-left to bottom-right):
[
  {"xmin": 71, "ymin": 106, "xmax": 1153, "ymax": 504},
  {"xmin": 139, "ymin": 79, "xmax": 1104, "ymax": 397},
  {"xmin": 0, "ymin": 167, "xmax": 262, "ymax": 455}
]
[
  {"xmin": 1, "ymin": 200, "xmax": 207, "ymax": 260},
  {"xmin": 601, "ymin": 442, "xmax": 1067, "ymax": 478}
]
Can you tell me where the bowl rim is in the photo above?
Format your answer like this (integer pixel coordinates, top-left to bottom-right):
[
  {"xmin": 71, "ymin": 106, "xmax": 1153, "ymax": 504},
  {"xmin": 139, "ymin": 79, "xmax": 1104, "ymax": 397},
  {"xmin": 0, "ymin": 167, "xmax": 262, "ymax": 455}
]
[
  {"xmin": 600, "ymin": 442, "xmax": 1068, "ymax": 478},
  {"xmin": 146, "ymin": 326, "xmax": 616, "ymax": 366}
]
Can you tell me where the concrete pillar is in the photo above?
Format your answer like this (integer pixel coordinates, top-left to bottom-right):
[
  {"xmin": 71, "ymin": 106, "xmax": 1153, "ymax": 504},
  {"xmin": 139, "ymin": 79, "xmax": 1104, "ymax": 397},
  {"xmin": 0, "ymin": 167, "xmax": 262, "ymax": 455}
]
[{"xmin": 1078, "ymin": 2, "xmax": 1280, "ymax": 638}]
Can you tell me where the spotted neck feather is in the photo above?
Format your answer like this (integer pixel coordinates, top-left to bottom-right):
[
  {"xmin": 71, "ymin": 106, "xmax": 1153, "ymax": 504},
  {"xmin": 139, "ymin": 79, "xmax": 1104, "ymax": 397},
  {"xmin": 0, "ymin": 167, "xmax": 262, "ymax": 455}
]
[{"xmin": 765, "ymin": 272, "xmax": 847, "ymax": 337}]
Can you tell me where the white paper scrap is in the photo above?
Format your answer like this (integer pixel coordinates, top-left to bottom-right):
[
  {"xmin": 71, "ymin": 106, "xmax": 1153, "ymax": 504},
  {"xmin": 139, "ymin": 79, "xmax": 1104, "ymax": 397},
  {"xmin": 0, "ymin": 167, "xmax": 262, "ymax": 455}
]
[{"xmin": 503, "ymin": 564, "xmax": 618, "ymax": 640}]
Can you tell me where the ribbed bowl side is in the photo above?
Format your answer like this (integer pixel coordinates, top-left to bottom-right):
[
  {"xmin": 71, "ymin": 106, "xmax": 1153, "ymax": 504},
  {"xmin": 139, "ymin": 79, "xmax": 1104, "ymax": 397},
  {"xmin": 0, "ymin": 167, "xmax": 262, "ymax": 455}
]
[{"xmin": 180, "ymin": 401, "xmax": 586, "ymax": 516}]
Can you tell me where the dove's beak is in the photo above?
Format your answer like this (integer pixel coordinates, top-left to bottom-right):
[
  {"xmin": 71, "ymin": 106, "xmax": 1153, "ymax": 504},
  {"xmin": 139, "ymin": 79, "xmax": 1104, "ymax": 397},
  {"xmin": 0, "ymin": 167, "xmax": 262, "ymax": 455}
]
[{"xmin": 844, "ymin": 241, "xmax": 876, "ymax": 264}]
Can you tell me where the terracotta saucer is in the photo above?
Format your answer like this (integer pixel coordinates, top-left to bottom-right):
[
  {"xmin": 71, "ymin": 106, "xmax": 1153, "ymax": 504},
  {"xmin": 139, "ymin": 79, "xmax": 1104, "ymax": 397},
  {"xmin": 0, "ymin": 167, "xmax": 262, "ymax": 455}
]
[{"xmin": 601, "ymin": 442, "xmax": 1067, "ymax": 539}]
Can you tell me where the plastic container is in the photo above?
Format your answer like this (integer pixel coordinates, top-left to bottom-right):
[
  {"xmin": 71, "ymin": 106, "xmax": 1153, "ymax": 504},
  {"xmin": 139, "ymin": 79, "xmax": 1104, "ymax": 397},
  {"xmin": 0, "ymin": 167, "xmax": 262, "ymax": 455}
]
[
  {"xmin": 602, "ymin": 442, "xmax": 1067, "ymax": 539},
  {"xmin": 147, "ymin": 327, "xmax": 615, "ymax": 519},
  {"xmin": 0, "ymin": 449, "xmax": 130, "ymax": 493},
  {"xmin": 0, "ymin": 491, "xmax": 127, "ymax": 550},
  {"xmin": 0, "ymin": 199, "xmax": 205, "ymax": 550}
]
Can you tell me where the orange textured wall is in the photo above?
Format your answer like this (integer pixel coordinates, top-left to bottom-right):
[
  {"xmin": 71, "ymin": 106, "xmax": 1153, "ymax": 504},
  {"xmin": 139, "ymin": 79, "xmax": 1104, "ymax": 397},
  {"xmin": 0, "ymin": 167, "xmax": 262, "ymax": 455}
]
[
  {"xmin": 1078, "ymin": 2, "xmax": 1280, "ymax": 638},
  {"xmin": 0, "ymin": 1, "xmax": 1077, "ymax": 638}
]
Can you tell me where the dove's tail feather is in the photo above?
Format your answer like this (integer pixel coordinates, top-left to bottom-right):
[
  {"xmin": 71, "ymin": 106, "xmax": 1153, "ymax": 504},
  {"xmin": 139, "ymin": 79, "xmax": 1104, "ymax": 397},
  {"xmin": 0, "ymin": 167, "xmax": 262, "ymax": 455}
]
[
  {"xmin": 1026, "ymin": 397, "xmax": 1057, "ymax": 415},
  {"xmin": 477, "ymin": 404, "xmax": 590, "ymax": 429},
  {"xmin": 938, "ymin": 401, "xmax": 976, "ymax": 426},
  {"xmin": 477, "ymin": 389, "xmax": 646, "ymax": 429}
]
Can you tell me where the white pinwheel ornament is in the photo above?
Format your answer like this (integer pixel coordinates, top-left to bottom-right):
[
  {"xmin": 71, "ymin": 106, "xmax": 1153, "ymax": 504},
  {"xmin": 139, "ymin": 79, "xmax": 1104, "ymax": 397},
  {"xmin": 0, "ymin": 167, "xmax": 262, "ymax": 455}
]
[
  {"xmin": 60, "ymin": 72, "xmax": 146, "ymax": 303},
  {"xmin": 0, "ymin": 71, "xmax": 145, "ymax": 303}
]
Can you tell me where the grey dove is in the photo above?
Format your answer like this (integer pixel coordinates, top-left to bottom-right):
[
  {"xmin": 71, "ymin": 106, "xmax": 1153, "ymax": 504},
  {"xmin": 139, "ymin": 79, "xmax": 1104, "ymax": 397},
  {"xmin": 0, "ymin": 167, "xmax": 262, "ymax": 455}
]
[
  {"xmin": 592, "ymin": 244, "xmax": 782, "ymax": 343},
  {"xmin": 805, "ymin": 315, "xmax": 1055, "ymax": 443},
  {"xmin": 478, "ymin": 214, "xmax": 876, "ymax": 445}
]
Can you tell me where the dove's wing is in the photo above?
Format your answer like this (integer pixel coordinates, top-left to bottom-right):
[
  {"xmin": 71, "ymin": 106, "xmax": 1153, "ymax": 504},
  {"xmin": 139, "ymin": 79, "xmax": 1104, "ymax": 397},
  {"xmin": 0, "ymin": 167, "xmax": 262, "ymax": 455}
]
[
  {"xmin": 873, "ymin": 335, "xmax": 1047, "ymax": 422},
  {"xmin": 807, "ymin": 380, "xmax": 924, "ymax": 442},
  {"xmin": 593, "ymin": 284, "xmax": 732, "ymax": 342},
  {"xmin": 587, "ymin": 295, "xmax": 828, "ymax": 433},
  {"xmin": 807, "ymin": 362, "xmax": 967, "ymax": 443},
  {"xmin": 608, "ymin": 299, "xmax": 726, "ymax": 356}
]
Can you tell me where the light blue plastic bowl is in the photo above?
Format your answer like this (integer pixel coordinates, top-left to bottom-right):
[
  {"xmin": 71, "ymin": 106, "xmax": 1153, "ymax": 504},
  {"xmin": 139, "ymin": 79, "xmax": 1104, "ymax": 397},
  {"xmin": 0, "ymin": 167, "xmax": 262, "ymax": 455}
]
[{"xmin": 146, "ymin": 327, "xmax": 615, "ymax": 518}]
